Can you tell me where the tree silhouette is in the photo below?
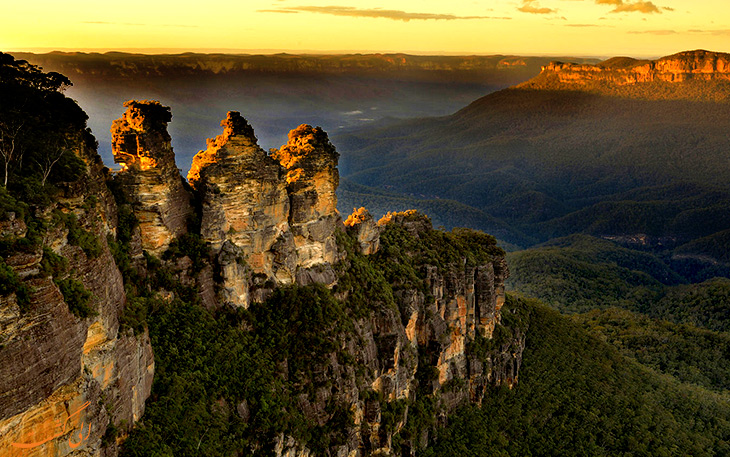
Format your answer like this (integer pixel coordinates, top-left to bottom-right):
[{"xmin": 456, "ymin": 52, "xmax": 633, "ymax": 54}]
[{"xmin": 0, "ymin": 52, "xmax": 86, "ymax": 189}]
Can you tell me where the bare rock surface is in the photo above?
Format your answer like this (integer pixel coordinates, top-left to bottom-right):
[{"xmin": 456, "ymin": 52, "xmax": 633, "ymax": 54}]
[{"xmin": 111, "ymin": 100, "xmax": 193, "ymax": 255}]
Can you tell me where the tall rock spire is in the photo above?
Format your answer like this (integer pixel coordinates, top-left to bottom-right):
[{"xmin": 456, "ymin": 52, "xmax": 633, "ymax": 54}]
[
  {"xmin": 189, "ymin": 115, "xmax": 343, "ymax": 306},
  {"xmin": 272, "ymin": 124, "xmax": 340, "ymax": 271},
  {"xmin": 111, "ymin": 100, "xmax": 193, "ymax": 254},
  {"xmin": 188, "ymin": 112, "xmax": 297, "ymax": 302}
]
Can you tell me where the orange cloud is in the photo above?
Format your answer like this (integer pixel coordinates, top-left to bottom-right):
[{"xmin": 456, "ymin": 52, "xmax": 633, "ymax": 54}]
[
  {"xmin": 518, "ymin": 1, "xmax": 556, "ymax": 14},
  {"xmin": 594, "ymin": 0, "xmax": 662, "ymax": 13},
  {"xmin": 611, "ymin": 1, "xmax": 661, "ymax": 13}
]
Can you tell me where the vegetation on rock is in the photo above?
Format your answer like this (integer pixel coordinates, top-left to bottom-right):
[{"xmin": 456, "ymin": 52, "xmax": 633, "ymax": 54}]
[{"xmin": 425, "ymin": 297, "xmax": 730, "ymax": 457}]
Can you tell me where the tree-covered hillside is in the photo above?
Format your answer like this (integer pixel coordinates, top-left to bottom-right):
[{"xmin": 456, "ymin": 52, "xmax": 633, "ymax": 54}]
[
  {"xmin": 335, "ymin": 81, "xmax": 730, "ymax": 259},
  {"xmin": 425, "ymin": 298, "xmax": 730, "ymax": 457}
]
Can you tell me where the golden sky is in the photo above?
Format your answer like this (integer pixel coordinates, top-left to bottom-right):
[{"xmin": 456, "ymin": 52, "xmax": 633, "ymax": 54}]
[{"xmin": 2, "ymin": 0, "xmax": 728, "ymax": 57}]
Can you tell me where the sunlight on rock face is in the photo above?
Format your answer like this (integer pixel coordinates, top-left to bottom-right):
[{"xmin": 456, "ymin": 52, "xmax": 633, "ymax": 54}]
[
  {"xmin": 111, "ymin": 100, "xmax": 173, "ymax": 172},
  {"xmin": 532, "ymin": 50, "xmax": 730, "ymax": 93},
  {"xmin": 344, "ymin": 207, "xmax": 381, "ymax": 255},
  {"xmin": 110, "ymin": 100, "xmax": 192, "ymax": 254},
  {"xmin": 188, "ymin": 113, "xmax": 343, "ymax": 296}
]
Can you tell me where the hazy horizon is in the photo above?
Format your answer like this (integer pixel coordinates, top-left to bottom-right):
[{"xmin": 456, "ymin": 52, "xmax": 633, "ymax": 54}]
[
  {"xmin": 7, "ymin": 48, "xmax": 625, "ymax": 60},
  {"xmin": 4, "ymin": 0, "xmax": 729, "ymax": 57}
]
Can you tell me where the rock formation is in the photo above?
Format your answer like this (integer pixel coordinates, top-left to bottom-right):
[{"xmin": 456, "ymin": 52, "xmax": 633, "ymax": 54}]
[
  {"xmin": 1, "ymin": 95, "xmax": 523, "ymax": 457},
  {"xmin": 275, "ymin": 211, "xmax": 523, "ymax": 456},
  {"xmin": 189, "ymin": 113, "xmax": 342, "ymax": 306},
  {"xmin": 111, "ymin": 100, "xmax": 193, "ymax": 255},
  {"xmin": 188, "ymin": 112, "xmax": 294, "ymax": 289},
  {"xmin": 272, "ymin": 124, "xmax": 341, "ymax": 271},
  {"xmin": 536, "ymin": 50, "xmax": 730, "ymax": 86},
  {"xmin": 184, "ymin": 113, "xmax": 522, "ymax": 454},
  {"xmin": 0, "ymin": 136, "xmax": 154, "ymax": 457},
  {"xmin": 378, "ymin": 211, "xmax": 514, "ymax": 388},
  {"xmin": 344, "ymin": 207, "xmax": 381, "ymax": 255},
  {"xmin": 520, "ymin": 50, "xmax": 730, "ymax": 102}
]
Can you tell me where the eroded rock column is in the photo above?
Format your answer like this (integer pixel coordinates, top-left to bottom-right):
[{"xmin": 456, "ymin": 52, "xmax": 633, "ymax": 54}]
[
  {"xmin": 272, "ymin": 124, "xmax": 341, "ymax": 271},
  {"xmin": 188, "ymin": 112, "xmax": 296, "ymax": 292},
  {"xmin": 111, "ymin": 100, "xmax": 192, "ymax": 255}
]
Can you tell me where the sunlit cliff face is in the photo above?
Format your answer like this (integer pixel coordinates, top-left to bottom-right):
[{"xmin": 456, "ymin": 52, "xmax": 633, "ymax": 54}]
[
  {"xmin": 112, "ymin": 133, "xmax": 159, "ymax": 172},
  {"xmin": 110, "ymin": 100, "xmax": 193, "ymax": 254},
  {"xmin": 537, "ymin": 50, "xmax": 730, "ymax": 87},
  {"xmin": 111, "ymin": 100, "xmax": 174, "ymax": 173},
  {"xmin": 187, "ymin": 111, "xmax": 260, "ymax": 187}
]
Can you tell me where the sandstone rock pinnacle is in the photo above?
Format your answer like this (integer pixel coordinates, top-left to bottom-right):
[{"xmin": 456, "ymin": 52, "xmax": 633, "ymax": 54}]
[
  {"xmin": 111, "ymin": 100, "xmax": 193, "ymax": 254},
  {"xmin": 344, "ymin": 207, "xmax": 381, "ymax": 255},
  {"xmin": 272, "ymin": 124, "xmax": 340, "ymax": 269},
  {"xmin": 188, "ymin": 111, "xmax": 260, "ymax": 187},
  {"xmin": 189, "ymin": 117, "xmax": 344, "ymax": 305},
  {"xmin": 111, "ymin": 100, "xmax": 176, "ymax": 172},
  {"xmin": 188, "ymin": 112, "xmax": 296, "ymax": 299}
]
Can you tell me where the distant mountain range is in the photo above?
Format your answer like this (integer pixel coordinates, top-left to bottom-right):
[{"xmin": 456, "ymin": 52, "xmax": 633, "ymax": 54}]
[
  {"xmin": 14, "ymin": 51, "xmax": 600, "ymax": 82},
  {"xmin": 13, "ymin": 51, "xmax": 599, "ymax": 172},
  {"xmin": 335, "ymin": 51, "xmax": 730, "ymax": 255}
]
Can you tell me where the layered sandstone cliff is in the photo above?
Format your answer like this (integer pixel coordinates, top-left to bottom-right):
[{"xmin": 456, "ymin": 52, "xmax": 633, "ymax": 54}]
[
  {"xmin": 188, "ymin": 112, "xmax": 294, "ymax": 290},
  {"xmin": 539, "ymin": 50, "xmax": 730, "ymax": 85},
  {"xmin": 376, "ymin": 211, "xmax": 514, "ymax": 389},
  {"xmin": 344, "ymin": 207, "xmax": 381, "ymax": 255},
  {"xmin": 522, "ymin": 50, "xmax": 730, "ymax": 100},
  {"xmin": 0, "ymin": 136, "xmax": 154, "ymax": 457},
  {"xmin": 273, "ymin": 210, "xmax": 523, "ymax": 457},
  {"xmin": 272, "ymin": 124, "xmax": 341, "ymax": 277},
  {"xmin": 111, "ymin": 100, "xmax": 193, "ymax": 255}
]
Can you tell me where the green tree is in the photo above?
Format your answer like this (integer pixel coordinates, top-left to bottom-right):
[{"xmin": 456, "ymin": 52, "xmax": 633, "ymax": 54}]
[{"xmin": 0, "ymin": 52, "xmax": 84, "ymax": 189}]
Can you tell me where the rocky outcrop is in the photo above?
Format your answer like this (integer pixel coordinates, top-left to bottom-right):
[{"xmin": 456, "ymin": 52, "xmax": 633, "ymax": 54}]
[
  {"xmin": 518, "ymin": 51, "xmax": 730, "ymax": 103},
  {"xmin": 189, "ymin": 113, "xmax": 342, "ymax": 307},
  {"xmin": 0, "ymin": 277, "xmax": 85, "ymax": 424},
  {"xmin": 286, "ymin": 211, "xmax": 524, "ymax": 456},
  {"xmin": 188, "ymin": 112, "xmax": 294, "ymax": 291},
  {"xmin": 536, "ymin": 50, "xmax": 730, "ymax": 87},
  {"xmin": 272, "ymin": 124, "xmax": 341, "ymax": 270},
  {"xmin": 0, "ymin": 139, "xmax": 154, "ymax": 456},
  {"xmin": 379, "ymin": 212, "xmax": 517, "ymax": 391},
  {"xmin": 1, "ymin": 90, "xmax": 523, "ymax": 457},
  {"xmin": 344, "ymin": 207, "xmax": 381, "ymax": 255},
  {"xmin": 378, "ymin": 209, "xmax": 432, "ymax": 236},
  {"xmin": 111, "ymin": 100, "xmax": 193, "ymax": 255}
]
